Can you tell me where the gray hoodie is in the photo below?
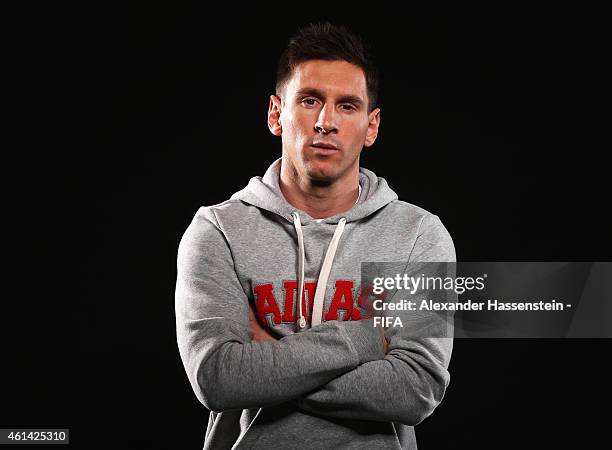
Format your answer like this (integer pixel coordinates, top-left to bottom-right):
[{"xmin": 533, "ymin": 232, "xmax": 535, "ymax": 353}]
[{"xmin": 175, "ymin": 158, "xmax": 455, "ymax": 450}]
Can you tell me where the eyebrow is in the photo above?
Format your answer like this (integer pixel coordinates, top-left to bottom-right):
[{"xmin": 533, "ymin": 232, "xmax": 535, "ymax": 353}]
[{"xmin": 296, "ymin": 88, "xmax": 365, "ymax": 106}]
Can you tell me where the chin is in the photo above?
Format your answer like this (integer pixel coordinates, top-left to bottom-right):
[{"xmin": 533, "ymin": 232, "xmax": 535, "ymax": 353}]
[{"xmin": 304, "ymin": 160, "xmax": 339, "ymax": 182}]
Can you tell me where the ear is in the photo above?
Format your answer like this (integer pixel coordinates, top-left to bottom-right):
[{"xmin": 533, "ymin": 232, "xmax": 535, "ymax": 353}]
[
  {"xmin": 268, "ymin": 95, "xmax": 283, "ymax": 136},
  {"xmin": 364, "ymin": 107, "xmax": 381, "ymax": 147}
]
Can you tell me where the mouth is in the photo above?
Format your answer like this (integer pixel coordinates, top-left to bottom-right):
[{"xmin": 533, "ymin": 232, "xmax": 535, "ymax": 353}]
[{"xmin": 310, "ymin": 142, "xmax": 339, "ymax": 155}]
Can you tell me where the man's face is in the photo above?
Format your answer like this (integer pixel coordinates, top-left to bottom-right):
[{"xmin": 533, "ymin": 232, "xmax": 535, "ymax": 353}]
[{"xmin": 270, "ymin": 59, "xmax": 380, "ymax": 184}]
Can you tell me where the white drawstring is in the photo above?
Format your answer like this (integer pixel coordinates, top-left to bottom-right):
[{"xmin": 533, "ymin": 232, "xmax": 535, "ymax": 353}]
[
  {"xmin": 311, "ymin": 218, "xmax": 346, "ymax": 326},
  {"xmin": 292, "ymin": 212, "xmax": 307, "ymax": 329},
  {"xmin": 291, "ymin": 212, "xmax": 347, "ymax": 330}
]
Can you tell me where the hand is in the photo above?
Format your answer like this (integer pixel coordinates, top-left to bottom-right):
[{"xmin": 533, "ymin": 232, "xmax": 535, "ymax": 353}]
[
  {"xmin": 248, "ymin": 305, "xmax": 277, "ymax": 342},
  {"xmin": 380, "ymin": 326, "xmax": 389, "ymax": 354}
]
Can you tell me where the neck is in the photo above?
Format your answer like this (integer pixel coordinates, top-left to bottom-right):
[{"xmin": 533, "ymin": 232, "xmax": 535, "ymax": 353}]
[{"xmin": 279, "ymin": 158, "xmax": 360, "ymax": 220}]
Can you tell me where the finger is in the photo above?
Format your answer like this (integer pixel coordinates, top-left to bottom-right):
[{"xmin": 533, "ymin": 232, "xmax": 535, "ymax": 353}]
[{"xmin": 248, "ymin": 304, "xmax": 257, "ymax": 321}]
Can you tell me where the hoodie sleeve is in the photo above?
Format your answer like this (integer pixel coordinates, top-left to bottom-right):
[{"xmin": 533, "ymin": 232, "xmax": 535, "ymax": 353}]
[
  {"xmin": 295, "ymin": 214, "xmax": 455, "ymax": 425},
  {"xmin": 175, "ymin": 209, "xmax": 385, "ymax": 413}
]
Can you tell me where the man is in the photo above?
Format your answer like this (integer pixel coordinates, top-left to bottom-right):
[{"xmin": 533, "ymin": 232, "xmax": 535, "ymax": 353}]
[{"xmin": 175, "ymin": 22, "xmax": 455, "ymax": 449}]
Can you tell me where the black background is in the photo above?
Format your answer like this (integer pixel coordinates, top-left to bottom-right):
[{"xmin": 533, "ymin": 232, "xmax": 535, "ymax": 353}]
[{"xmin": 4, "ymin": 2, "xmax": 611, "ymax": 449}]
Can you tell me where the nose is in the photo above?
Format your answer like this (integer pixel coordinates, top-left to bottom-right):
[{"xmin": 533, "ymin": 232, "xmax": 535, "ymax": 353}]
[{"xmin": 314, "ymin": 103, "xmax": 338, "ymax": 134}]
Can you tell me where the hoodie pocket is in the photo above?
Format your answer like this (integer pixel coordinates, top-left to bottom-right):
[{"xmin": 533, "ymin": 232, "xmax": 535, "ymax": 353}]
[{"xmin": 231, "ymin": 402, "xmax": 403, "ymax": 450}]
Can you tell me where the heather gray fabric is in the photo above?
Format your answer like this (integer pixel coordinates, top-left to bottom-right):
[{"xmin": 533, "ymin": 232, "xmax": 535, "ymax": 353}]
[{"xmin": 175, "ymin": 158, "xmax": 455, "ymax": 450}]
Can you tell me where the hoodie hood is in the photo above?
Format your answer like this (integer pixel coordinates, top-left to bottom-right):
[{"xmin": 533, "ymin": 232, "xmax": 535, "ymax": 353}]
[{"xmin": 231, "ymin": 158, "xmax": 398, "ymax": 225}]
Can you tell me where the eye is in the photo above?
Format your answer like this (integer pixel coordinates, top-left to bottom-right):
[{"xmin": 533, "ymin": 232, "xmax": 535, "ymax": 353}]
[
  {"xmin": 340, "ymin": 104, "xmax": 356, "ymax": 112},
  {"xmin": 301, "ymin": 97, "xmax": 319, "ymax": 107}
]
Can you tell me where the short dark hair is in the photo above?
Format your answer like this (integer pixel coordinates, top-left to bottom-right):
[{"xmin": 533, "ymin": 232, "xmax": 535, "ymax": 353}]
[{"xmin": 276, "ymin": 22, "xmax": 379, "ymax": 111}]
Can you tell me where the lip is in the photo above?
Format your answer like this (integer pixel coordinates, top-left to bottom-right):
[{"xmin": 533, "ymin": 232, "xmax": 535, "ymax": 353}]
[
  {"xmin": 311, "ymin": 142, "xmax": 339, "ymax": 150},
  {"xmin": 310, "ymin": 145, "xmax": 339, "ymax": 156},
  {"xmin": 310, "ymin": 142, "xmax": 340, "ymax": 155}
]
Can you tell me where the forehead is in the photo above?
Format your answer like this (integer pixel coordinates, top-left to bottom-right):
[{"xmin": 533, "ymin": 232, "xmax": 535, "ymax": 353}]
[{"xmin": 286, "ymin": 60, "xmax": 367, "ymax": 99}]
